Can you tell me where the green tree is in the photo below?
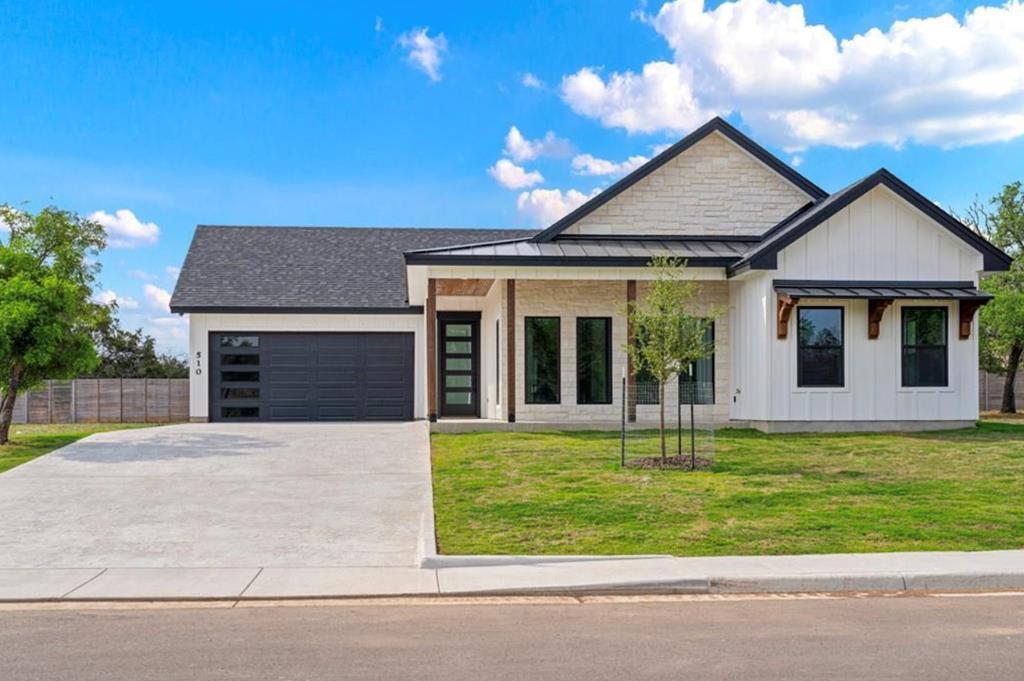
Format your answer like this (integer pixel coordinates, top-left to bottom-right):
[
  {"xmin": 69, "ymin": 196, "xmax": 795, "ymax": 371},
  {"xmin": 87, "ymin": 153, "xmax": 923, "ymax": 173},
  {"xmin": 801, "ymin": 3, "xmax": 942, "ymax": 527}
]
[
  {"xmin": 88, "ymin": 314, "xmax": 188, "ymax": 378},
  {"xmin": 0, "ymin": 204, "xmax": 107, "ymax": 444},
  {"xmin": 625, "ymin": 257, "xmax": 719, "ymax": 463},
  {"xmin": 957, "ymin": 182, "xmax": 1024, "ymax": 413}
]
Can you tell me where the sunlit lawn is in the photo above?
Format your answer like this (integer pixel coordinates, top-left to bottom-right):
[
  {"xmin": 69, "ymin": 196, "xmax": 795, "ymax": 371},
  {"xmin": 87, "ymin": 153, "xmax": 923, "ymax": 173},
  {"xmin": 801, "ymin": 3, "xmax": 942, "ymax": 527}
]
[{"xmin": 431, "ymin": 419, "xmax": 1024, "ymax": 556}]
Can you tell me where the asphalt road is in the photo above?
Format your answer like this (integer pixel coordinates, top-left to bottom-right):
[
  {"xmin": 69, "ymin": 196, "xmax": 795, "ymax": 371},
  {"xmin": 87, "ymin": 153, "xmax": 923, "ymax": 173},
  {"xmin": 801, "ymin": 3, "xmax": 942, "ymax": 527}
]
[{"xmin": 2, "ymin": 593, "xmax": 1022, "ymax": 680}]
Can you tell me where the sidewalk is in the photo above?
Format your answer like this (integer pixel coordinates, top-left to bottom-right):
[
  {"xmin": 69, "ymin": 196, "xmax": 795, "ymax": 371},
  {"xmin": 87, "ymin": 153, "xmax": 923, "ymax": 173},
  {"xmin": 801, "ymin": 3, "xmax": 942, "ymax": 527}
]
[{"xmin": 2, "ymin": 549, "xmax": 1023, "ymax": 601}]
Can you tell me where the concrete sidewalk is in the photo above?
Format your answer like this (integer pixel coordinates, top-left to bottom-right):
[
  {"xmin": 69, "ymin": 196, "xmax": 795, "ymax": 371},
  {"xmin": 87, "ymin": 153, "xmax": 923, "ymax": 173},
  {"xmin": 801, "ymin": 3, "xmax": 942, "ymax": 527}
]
[{"xmin": 1, "ymin": 549, "xmax": 1023, "ymax": 601}]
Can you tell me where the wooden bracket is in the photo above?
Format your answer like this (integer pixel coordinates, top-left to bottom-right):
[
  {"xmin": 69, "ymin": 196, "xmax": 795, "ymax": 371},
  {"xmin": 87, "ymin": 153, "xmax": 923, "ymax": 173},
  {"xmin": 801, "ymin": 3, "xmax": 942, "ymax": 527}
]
[
  {"xmin": 959, "ymin": 299, "xmax": 987, "ymax": 339},
  {"xmin": 777, "ymin": 294, "xmax": 797, "ymax": 339},
  {"xmin": 867, "ymin": 299, "xmax": 893, "ymax": 339}
]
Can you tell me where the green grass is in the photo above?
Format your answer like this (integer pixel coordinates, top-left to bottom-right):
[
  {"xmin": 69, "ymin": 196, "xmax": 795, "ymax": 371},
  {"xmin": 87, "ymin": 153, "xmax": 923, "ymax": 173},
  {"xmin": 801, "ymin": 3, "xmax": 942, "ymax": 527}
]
[
  {"xmin": 0, "ymin": 423, "xmax": 153, "ymax": 474},
  {"xmin": 431, "ymin": 419, "xmax": 1024, "ymax": 557}
]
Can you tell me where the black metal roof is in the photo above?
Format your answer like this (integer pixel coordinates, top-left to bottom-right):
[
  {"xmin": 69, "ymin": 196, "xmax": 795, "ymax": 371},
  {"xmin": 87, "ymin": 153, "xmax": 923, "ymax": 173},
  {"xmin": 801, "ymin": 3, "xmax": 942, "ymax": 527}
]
[
  {"xmin": 404, "ymin": 235, "xmax": 757, "ymax": 267},
  {"xmin": 530, "ymin": 116, "xmax": 828, "ymax": 243},
  {"xmin": 774, "ymin": 280, "xmax": 993, "ymax": 301},
  {"xmin": 730, "ymin": 169, "xmax": 1013, "ymax": 275},
  {"xmin": 169, "ymin": 226, "xmax": 537, "ymax": 313}
]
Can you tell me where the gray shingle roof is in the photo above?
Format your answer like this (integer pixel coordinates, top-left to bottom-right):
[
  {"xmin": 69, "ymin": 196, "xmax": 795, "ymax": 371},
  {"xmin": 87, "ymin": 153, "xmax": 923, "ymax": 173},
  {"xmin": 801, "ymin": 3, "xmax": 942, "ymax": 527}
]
[{"xmin": 169, "ymin": 226, "xmax": 537, "ymax": 312}]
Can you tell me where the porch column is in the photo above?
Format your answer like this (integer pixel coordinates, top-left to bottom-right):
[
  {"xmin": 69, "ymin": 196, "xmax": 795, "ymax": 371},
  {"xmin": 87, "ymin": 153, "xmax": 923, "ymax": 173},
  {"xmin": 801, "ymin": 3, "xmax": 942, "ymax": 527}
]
[
  {"xmin": 426, "ymin": 278, "xmax": 437, "ymax": 422},
  {"xmin": 506, "ymin": 279, "xmax": 516, "ymax": 423},
  {"xmin": 626, "ymin": 280, "xmax": 637, "ymax": 423}
]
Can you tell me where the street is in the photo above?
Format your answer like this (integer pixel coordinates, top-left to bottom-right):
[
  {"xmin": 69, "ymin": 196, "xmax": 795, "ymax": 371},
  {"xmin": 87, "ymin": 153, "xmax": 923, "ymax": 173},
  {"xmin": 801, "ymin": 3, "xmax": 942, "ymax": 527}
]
[{"xmin": 1, "ymin": 593, "xmax": 1022, "ymax": 680}]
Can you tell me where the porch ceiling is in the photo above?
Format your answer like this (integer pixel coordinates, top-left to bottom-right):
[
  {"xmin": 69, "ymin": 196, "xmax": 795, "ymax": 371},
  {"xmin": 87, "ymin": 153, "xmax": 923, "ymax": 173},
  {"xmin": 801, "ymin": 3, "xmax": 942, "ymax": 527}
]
[{"xmin": 435, "ymin": 278, "xmax": 495, "ymax": 296}]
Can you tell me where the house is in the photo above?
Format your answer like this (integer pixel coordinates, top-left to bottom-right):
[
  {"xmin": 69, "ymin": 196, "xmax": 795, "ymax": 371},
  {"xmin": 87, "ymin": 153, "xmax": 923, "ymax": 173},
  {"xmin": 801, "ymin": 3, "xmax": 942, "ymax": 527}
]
[{"xmin": 170, "ymin": 117, "xmax": 1011, "ymax": 432}]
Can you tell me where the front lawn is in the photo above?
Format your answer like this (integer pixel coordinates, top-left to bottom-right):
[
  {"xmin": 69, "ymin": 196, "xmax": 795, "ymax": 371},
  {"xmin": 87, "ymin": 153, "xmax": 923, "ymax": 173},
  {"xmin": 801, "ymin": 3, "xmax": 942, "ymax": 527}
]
[
  {"xmin": 431, "ymin": 420, "xmax": 1024, "ymax": 556},
  {"xmin": 0, "ymin": 423, "xmax": 153, "ymax": 474}
]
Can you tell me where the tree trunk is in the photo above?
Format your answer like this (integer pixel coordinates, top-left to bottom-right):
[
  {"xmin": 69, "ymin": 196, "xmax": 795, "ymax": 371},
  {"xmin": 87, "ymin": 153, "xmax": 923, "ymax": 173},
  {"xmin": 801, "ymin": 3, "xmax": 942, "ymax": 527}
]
[
  {"xmin": 1001, "ymin": 340, "xmax": 1023, "ymax": 414},
  {"xmin": 659, "ymin": 381, "xmax": 666, "ymax": 463},
  {"xmin": 0, "ymin": 365, "xmax": 25, "ymax": 445}
]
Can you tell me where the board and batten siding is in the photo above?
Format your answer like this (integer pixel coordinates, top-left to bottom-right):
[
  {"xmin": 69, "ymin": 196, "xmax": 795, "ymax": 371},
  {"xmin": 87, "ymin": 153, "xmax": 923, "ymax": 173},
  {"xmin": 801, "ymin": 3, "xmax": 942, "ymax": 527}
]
[
  {"xmin": 186, "ymin": 312, "xmax": 425, "ymax": 421},
  {"xmin": 731, "ymin": 185, "xmax": 984, "ymax": 425}
]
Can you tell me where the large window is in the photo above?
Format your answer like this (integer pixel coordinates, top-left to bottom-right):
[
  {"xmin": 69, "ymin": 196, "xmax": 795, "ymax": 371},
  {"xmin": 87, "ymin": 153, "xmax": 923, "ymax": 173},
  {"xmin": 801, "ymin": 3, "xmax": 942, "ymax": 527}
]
[
  {"xmin": 679, "ymin": 322, "xmax": 715, "ymax": 405},
  {"xmin": 525, "ymin": 317, "xmax": 560, "ymax": 404},
  {"xmin": 577, "ymin": 317, "xmax": 612, "ymax": 404},
  {"xmin": 902, "ymin": 307, "xmax": 948, "ymax": 387},
  {"xmin": 797, "ymin": 307, "xmax": 844, "ymax": 388}
]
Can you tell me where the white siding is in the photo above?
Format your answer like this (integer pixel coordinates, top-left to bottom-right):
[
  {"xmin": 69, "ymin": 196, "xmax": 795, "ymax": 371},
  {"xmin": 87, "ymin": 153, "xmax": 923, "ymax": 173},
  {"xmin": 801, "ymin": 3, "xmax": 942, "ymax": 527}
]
[
  {"xmin": 187, "ymin": 313, "xmax": 425, "ymax": 421},
  {"xmin": 730, "ymin": 185, "xmax": 984, "ymax": 424}
]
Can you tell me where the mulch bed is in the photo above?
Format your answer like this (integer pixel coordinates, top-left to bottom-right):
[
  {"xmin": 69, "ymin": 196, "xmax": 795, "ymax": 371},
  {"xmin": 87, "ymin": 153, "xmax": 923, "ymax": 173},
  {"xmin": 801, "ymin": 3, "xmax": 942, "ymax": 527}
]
[{"xmin": 625, "ymin": 455, "xmax": 714, "ymax": 470}]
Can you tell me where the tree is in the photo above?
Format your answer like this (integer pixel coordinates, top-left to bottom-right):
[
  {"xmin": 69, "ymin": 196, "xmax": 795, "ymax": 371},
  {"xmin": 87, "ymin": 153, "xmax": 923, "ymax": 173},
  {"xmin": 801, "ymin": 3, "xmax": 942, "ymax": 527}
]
[
  {"xmin": 0, "ymin": 204, "xmax": 106, "ymax": 444},
  {"xmin": 955, "ymin": 183, "xmax": 1024, "ymax": 413},
  {"xmin": 88, "ymin": 314, "xmax": 188, "ymax": 378},
  {"xmin": 625, "ymin": 257, "xmax": 719, "ymax": 463}
]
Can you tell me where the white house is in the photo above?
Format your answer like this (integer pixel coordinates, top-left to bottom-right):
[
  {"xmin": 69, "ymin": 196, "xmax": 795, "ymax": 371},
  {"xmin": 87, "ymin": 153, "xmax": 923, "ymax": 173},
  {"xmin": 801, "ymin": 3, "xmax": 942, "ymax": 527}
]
[{"xmin": 170, "ymin": 117, "xmax": 1011, "ymax": 432}]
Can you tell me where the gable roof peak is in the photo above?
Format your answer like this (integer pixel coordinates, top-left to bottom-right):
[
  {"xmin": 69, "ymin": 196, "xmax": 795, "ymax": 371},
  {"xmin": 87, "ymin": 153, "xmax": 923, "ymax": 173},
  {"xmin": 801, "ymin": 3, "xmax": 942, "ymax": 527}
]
[{"xmin": 531, "ymin": 115, "xmax": 828, "ymax": 243}]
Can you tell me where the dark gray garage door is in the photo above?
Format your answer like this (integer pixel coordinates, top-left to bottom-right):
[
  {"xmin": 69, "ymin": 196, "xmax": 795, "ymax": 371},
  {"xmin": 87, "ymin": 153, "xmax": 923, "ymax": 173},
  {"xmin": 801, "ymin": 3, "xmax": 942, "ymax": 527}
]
[{"xmin": 210, "ymin": 332, "xmax": 414, "ymax": 422}]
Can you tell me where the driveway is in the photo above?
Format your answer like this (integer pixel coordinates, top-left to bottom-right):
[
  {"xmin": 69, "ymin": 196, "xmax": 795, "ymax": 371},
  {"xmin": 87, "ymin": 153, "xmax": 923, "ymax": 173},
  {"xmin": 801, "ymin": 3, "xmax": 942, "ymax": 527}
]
[{"xmin": 0, "ymin": 422, "xmax": 433, "ymax": 568}]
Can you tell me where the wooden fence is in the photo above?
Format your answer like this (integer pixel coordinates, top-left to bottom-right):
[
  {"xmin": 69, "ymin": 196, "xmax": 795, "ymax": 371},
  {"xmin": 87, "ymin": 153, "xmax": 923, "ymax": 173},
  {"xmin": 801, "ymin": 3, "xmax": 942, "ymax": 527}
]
[
  {"xmin": 5, "ymin": 379, "xmax": 189, "ymax": 424},
  {"xmin": 979, "ymin": 371, "xmax": 1024, "ymax": 412}
]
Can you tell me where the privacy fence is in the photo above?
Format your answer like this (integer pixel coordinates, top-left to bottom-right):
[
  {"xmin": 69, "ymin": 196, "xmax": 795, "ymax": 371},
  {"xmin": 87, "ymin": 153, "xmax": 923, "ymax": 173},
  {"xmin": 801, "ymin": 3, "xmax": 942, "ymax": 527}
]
[
  {"xmin": 979, "ymin": 371, "xmax": 1024, "ymax": 412},
  {"xmin": 4, "ymin": 379, "xmax": 189, "ymax": 424}
]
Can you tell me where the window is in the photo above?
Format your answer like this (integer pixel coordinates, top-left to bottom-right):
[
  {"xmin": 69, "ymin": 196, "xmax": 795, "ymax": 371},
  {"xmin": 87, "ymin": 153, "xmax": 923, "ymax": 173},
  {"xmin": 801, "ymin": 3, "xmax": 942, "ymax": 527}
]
[
  {"xmin": 495, "ymin": 319, "xmax": 501, "ymax": 404},
  {"xmin": 577, "ymin": 318, "xmax": 612, "ymax": 404},
  {"xmin": 680, "ymin": 322, "xmax": 715, "ymax": 405},
  {"xmin": 797, "ymin": 307, "xmax": 844, "ymax": 387},
  {"xmin": 525, "ymin": 317, "xmax": 560, "ymax": 404},
  {"xmin": 634, "ymin": 328, "xmax": 660, "ymax": 405},
  {"xmin": 220, "ymin": 335, "xmax": 259, "ymax": 348},
  {"xmin": 902, "ymin": 307, "xmax": 948, "ymax": 387}
]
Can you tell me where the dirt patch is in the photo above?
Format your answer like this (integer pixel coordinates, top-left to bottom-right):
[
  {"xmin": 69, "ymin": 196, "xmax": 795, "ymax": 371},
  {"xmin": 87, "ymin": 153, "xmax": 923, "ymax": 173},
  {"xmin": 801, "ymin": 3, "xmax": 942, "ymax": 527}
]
[{"xmin": 625, "ymin": 455, "xmax": 714, "ymax": 471}]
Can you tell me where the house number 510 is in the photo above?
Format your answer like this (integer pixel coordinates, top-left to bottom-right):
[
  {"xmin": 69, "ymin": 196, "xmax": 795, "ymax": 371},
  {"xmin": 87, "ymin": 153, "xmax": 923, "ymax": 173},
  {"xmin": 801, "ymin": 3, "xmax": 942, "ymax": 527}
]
[{"xmin": 195, "ymin": 351, "xmax": 202, "ymax": 376}]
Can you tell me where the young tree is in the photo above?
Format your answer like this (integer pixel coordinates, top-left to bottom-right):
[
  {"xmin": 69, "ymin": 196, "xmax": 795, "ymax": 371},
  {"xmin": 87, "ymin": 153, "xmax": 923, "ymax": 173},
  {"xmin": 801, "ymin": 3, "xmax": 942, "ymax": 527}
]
[
  {"xmin": 956, "ymin": 183, "xmax": 1024, "ymax": 413},
  {"xmin": 625, "ymin": 257, "xmax": 718, "ymax": 463},
  {"xmin": 0, "ymin": 204, "xmax": 107, "ymax": 444}
]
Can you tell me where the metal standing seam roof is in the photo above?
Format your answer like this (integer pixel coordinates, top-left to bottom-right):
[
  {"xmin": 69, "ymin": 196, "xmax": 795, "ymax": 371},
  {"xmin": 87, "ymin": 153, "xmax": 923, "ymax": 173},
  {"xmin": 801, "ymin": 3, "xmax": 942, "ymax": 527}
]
[
  {"xmin": 403, "ymin": 236, "xmax": 759, "ymax": 265},
  {"xmin": 774, "ymin": 280, "xmax": 993, "ymax": 301}
]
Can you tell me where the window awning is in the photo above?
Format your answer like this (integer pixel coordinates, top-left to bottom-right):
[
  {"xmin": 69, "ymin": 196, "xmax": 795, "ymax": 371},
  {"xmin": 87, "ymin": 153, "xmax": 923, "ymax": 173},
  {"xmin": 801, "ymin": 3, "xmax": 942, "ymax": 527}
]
[{"xmin": 774, "ymin": 280, "xmax": 992, "ymax": 301}]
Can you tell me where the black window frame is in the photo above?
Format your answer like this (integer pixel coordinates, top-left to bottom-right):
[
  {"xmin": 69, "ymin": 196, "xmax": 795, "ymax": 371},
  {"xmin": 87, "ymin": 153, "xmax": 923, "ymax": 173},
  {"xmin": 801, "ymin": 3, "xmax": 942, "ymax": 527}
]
[
  {"xmin": 576, "ymin": 317, "xmax": 613, "ymax": 405},
  {"xmin": 679, "ymin": 321, "xmax": 715, "ymax": 405},
  {"xmin": 901, "ymin": 306, "xmax": 949, "ymax": 388},
  {"xmin": 525, "ymin": 316, "xmax": 561, "ymax": 405},
  {"xmin": 796, "ymin": 306, "xmax": 845, "ymax": 388}
]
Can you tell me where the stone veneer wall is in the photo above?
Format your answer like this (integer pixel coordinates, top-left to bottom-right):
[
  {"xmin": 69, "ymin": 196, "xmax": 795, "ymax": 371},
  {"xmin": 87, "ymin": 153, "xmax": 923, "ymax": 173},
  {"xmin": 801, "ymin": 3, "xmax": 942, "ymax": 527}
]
[
  {"xmin": 564, "ymin": 132, "xmax": 809, "ymax": 237},
  {"xmin": 514, "ymin": 280, "xmax": 730, "ymax": 423}
]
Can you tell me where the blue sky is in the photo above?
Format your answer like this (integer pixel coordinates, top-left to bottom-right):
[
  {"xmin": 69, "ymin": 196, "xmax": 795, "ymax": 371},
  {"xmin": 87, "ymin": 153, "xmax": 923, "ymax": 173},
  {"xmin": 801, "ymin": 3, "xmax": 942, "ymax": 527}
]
[{"xmin": 2, "ymin": 0, "xmax": 1022, "ymax": 354}]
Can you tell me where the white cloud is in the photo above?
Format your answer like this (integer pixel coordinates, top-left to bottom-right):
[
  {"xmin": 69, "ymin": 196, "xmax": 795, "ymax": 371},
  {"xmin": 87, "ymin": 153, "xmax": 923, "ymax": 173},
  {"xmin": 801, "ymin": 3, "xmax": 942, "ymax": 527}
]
[
  {"xmin": 521, "ymin": 72, "xmax": 544, "ymax": 88},
  {"xmin": 165, "ymin": 265, "xmax": 181, "ymax": 281},
  {"xmin": 129, "ymin": 269, "xmax": 156, "ymax": 281},
  {"xmin": 146, "ymin": 315, "xmax": 189, "ymax": 353},
  {"xmin": 516, "ymin": 188, "xmax": 601, "ymax": 226},
  {"xmin": 88, "ymin": 209, "xmax": 160, "ymax": 248},
  {"xmin": 144, "ymin": 284, "xmax": 172, "ymax": 313},
  {"xmin": 94, "ymin": 289, "xmax": 139, "ymax": 310},
  {"xmin": 397, "ymin": 27, "xmax": 447, "ymax": 82},
  {"xmin": 572, "ymin": 153, "xmax": 649, "ymax": 176},
  {"xmin": 561, "ymin": 0, "xmax": 1024, "ymax": 149},
  {"xmin": 488, "ymin": 159, "xmax": 544, "ymax": 189},
  {"xmin": 375, "ymin": 16, "xmax": 383, "ymax": 33},
  {"xmin": 503, "ymin": 126, "xmax": 573, "ymax": 162}
]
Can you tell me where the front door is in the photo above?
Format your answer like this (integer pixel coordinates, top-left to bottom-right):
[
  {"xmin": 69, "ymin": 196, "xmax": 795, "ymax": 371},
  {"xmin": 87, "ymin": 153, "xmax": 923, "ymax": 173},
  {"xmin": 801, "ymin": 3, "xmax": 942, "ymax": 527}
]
[{"xmin": 439, "ymin": 314, "xmax": 480, "ymax": 417}]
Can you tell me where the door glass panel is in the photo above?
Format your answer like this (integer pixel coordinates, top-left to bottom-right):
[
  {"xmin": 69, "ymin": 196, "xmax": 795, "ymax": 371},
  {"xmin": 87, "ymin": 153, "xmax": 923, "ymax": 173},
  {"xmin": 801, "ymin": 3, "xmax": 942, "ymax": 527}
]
[
  {"xmin": 220, "ymin": 336, "xmax": 259, "ymax": 348},
  {"xmin": 446, "ymin": 358, "xmax": 471, "ymax": 371},
  {"xmin": 446, "ymin": 324, "xmax": 472, "ymax": 337},
  {"xmin": 220, "ymin": 388, "xmax": 260, "ymax": 400},
  {"xmin": 445, "ymin": 392, "xmax": 472, "ymax": 405},
  {"xmin": 221, "ymin": 371, "xmax": 259, "ymax": 382},
  {"xmin": 445, "ymin": 341, "xmax": 472, "ymax": 354},
  {"xmin": 220, "ymin": 354, "xmax": 259, "ymax": 366},
  {"xmin": 221, "ymin": 406, "xmax": 259, "ymax": 418},
  {"xmin": 446, "ymin": 375, "xmax": 472, "ymax": 388}
]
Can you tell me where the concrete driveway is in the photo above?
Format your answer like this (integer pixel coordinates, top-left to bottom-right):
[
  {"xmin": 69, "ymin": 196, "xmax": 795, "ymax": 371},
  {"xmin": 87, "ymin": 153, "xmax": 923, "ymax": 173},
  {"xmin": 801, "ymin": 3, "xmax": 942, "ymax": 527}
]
[{"xmin": 0, "ymin": 422, "xmax": 433, "ymax": 569}]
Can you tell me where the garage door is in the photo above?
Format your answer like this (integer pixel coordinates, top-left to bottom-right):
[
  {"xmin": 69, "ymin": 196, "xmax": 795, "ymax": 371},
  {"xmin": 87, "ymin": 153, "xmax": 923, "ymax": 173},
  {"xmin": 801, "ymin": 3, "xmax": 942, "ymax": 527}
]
[{"xmin": 210, "ymin": 333, "xmax": 414, "ymax": 422}]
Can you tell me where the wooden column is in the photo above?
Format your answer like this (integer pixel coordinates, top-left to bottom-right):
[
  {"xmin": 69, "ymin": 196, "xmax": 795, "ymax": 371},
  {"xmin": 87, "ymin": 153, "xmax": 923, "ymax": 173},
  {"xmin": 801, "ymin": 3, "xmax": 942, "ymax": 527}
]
[
  {"xmin": 426, "ymin": 278, "xmax": 438, "ymax": 422},
  {"xmin": 506, "ymin": 279, "xmax": 516, "ymax": 423},
  {"xmin": 626, "ymin": 280, "xmax": 637, "ymax": 423}
]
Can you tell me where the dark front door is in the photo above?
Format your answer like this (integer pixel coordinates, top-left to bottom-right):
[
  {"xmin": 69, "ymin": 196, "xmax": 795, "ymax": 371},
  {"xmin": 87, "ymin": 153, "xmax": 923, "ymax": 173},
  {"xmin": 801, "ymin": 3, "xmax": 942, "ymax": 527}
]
[{"xmin": 438, "ymin": 314, "xmax": 480, "ymax": 417}]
